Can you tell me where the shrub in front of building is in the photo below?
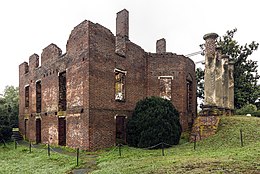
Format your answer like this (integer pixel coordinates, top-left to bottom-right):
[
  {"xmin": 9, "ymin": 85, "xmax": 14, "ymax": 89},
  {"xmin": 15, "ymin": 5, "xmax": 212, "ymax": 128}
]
[{"xmin": 126, "ymin": 96, "xmax": 182, "ymax": 148}]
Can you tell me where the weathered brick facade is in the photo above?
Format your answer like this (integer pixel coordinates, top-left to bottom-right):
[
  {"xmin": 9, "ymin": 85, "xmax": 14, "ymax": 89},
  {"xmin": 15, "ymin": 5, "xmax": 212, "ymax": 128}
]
[{"xmin": 19, "ymin": 9, "xmax": 196, "ymax": 150}]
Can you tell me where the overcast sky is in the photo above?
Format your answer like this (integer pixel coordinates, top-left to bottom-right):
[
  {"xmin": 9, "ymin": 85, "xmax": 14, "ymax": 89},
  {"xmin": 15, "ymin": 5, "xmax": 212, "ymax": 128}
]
[{"xmin": 0, "ymin": 0, "xmax": 259, "ymax": 94}]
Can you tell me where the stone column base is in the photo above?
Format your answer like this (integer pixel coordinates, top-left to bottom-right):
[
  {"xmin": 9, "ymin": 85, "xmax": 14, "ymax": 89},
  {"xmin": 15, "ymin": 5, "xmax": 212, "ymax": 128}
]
[{"xmin": 199, "ymin": 105, "xmax": 234, "ymax": 116}]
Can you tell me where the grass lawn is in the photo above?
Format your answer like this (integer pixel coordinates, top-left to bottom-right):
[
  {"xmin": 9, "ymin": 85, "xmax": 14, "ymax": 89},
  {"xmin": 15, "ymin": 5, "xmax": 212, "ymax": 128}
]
[
  {"xmin": 0, "ymin": 116, "xmax": 259, "ymax": 174},
  {"xmin": 0, "ymin": 143, "xmax": 86, "ymax": 174},
  {"xmin": 93, "ymin": 116, "xmax": 260, "ymax": 174}
]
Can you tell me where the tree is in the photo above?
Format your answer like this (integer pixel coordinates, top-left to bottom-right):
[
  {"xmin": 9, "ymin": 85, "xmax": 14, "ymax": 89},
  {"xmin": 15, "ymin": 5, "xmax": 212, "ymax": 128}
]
[
  {"xmin": 196, "ymin": 67, "xmax": 204, "ymax": 100},
  {"xmin": 196, "ymin": 29, "xmax": 260, "ymax": 109},
  {"xmin": 126, "ymin": 96, "xmax": 182, "ymax": 148},
  {"xmin": 0, "ymin": 86, "xmax": 19, "ymax": 141},
  {"xmin": 218, "ymin": 29, "xmax": 259, "ymax": 109}
]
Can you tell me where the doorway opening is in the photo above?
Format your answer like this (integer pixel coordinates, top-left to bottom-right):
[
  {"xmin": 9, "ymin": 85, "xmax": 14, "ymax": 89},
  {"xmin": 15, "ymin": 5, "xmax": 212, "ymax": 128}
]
[
  {"xmin": 35, "ymin": 119, "xmax": 41, "ymax": 144},
  {"xmin": 24, "ymin": 119, "xmax": 28, "ymax": 140},
  {"xmin": 116, "ymin": 116, "xmax": 126, "ymax": 144},
  {"xmin": 58, "ymin": 117, "xmax": 66, "ymax": 146}
]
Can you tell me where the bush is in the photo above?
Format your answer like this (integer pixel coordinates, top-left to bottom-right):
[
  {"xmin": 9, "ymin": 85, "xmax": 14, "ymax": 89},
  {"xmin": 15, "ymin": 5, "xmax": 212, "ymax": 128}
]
[
  {"xmin": 251, "ymin": 110, "xmax": 260, "ymax": 117},
  {"xmin": 235, "ymin": 104, "xmax": 257, "ymax": 115},
  {"xmin": 126, "ymin": 96, "xmax": 182, "ymax": 148},
  {"xmin": 0, "ymin": 125, "xmax": 12, "ymax": 141}
]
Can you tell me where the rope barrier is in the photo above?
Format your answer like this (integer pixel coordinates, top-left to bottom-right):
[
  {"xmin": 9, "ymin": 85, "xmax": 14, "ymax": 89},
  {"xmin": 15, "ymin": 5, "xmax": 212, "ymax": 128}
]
[
  {"xmin": 10, "ymin": 141, "xmax": 73, "ymax": 157},
  {"xmin": 162, "ymin": 142, "xmax": 173, "ymax": 147},
  {"xmin": 146, "ymin": 142, "xmax": 163, "ymax": 149},
  {"xmin": 102, "ymin": 145, "xmax": 120, "ymax": 156},
  {"xmin": 49, "ymin": 146, "xmax": 59, "ymax": 153},
  {"xmin": 30, "ymin": 143, "xmax": 37, "ymax": 148},
  {"xmin": 145, "ymin": 142, "xmax": 174, "ymax": 149},
  {"xmin": 6, "ymin": 128, "xmax": 251, "ymax": 160},
  {"xmin": 0, "ymin": 139, "xmax": 7, "ymax": 147}
]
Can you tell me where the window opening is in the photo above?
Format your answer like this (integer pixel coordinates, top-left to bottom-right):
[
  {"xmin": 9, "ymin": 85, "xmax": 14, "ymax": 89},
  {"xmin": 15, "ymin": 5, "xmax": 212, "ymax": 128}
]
[
  {"xmin": 58, "ymin": 72, "xmax": 66, "ymax": 111},
  {"xmin": 187, "ymin": 80, "xmax": 193, "ymax": 111},
  {"xmin": 159, "ymin": 77, "xmax": 172, "ymax": 100},
  {"xmin": 36, "ymin": 81, "xmax": 41, "ymax": 113},
  {"xmin": 25, "ymin": 86, "xmax": 29, "ymax": 107},
  {"xmin": 115, "ymin": 71, "xmax": 126, "ymax": 101}
]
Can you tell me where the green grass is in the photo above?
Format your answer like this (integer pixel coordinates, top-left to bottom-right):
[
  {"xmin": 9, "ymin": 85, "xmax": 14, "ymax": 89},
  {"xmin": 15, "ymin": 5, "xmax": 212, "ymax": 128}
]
[
  {"xmin": 93, "ymin": 116, "xmax": 260, "ymax": 174},
  {"xmin": 0, "ymin": 116, "xmax": 259, "ymax": 174},
  {"xmin": 0, "ymin": 143, "xmax": 86, "ymax": 174}
]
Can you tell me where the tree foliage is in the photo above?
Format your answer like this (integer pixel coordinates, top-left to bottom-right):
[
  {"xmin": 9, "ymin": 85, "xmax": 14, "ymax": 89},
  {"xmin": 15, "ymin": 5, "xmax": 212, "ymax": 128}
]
[
  {"xmin": 0, "ymin": 86, "xmax": 19, "ymax": 141},
  {"xmin": 196, "ymin": 67, "xmax": 205, "ymax": 100},
  {"xmin": 126, "ymin": 96, "xmax": 182, "ymax": 148},
  {"xmin": 235, "ymin": 104, "xmax": 257, "ymax": 115},
  {"xmin": 218, "ymin": 29, "xmax": 259, "ymax": 109},
  {"xmin": 196, "ymin": 29, "xmax": 260, "ymax": 109}
]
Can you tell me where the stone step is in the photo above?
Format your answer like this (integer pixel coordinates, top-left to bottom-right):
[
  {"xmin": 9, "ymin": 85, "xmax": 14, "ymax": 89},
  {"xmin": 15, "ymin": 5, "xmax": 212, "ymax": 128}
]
[{"xmin": 11, "ymin": 131, "xmax": 24, "ymax": 141}]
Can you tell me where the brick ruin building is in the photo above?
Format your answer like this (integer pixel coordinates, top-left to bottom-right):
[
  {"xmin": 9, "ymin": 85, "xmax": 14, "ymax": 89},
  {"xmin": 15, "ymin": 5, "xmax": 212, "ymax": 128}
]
[{"xmin": 19, "ymin": 9, "xmax": 196, "ymax": 150}]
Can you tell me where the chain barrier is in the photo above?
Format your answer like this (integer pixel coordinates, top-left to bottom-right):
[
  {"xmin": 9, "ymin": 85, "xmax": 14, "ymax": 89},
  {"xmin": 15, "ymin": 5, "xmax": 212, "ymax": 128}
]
[
  {"xmin": 145, "ymin": 142, "xmax": 174, "ymax": 149},
  {"xmin": 102, "ymin": 144, "xmax": 121, "ymax": 156},
  {"xmin": 9, "ymin": 128, "xmax": 248, "ymax": 158},
  {"xmin": 145, "ymin": 142, "xmax": 163, "ymax": 149},
  {"xmin": 13, "ymin": 140, "xmax": 73, "ymax": 157},
  {"xmin": 0, "ymin": 139, "xmax": 7, "ymax": 146},
  {"xmin": 99, "ymin": 142, "xmax": 176, "ymax": 157},
  {"xmin": 30, "ymin": 143, "xmax": 37, "ymax": 148},
  {"xmin": 49, "ymin": 146, "xmax": 59, "ymax": 153},
  {"xmin": 47, "ymin": 145, "xmax": 75, "ymax": 158},
  {"xmin": 15, "ymin": 140, "xmax": 20, "ymax": 145},
  {"xmin": 162, "ymin": 142, "xmax": 173, "ymax": 147}
]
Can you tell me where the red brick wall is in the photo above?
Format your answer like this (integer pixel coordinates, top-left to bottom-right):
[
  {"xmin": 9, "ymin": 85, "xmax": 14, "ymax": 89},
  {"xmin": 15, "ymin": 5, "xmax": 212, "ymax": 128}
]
[
  {"xmin": 146, "ymin": 53, "xmax": 196, "ymax": 130},
  {"xmin": 18, "ymin": 62, "xmax": 28, "ymax": 136},
  {"xmin": 41, "ymin": 115, "xmax": 58, "ymax": 144},
  {"xmin": 87, "ymin": 22, "xmax": 147, "ymax": 149},
  {"xmin": 66, "ymin": 112, "xmax": 90, "ymax": 149}
]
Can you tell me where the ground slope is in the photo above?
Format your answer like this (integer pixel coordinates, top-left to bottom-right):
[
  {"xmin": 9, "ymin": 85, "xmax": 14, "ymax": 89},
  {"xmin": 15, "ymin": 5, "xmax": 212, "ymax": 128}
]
[{"xmin": 93, "ymin": 116, "xmax": 260, "ymax": 174}]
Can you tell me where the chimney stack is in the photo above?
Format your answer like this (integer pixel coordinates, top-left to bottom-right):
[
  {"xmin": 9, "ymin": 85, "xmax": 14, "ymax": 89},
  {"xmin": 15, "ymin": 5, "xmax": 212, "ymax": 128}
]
[
  {"xmin": 116, "ymin": 9, "xmax": 129, "ymax": 39},
  {"xmin": 115, "ymin": 9, "xmax": 129, "ymax": 57},
  {"xmin": 156, "ymin": 38, "xmax": 166, "ymax": 53}
]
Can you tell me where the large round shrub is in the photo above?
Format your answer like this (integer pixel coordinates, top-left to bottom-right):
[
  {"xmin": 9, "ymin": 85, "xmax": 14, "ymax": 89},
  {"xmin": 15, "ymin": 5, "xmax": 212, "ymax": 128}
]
[
  {"xmin": 0, "ymin": 125, "xmax": 12, "ymax": 141},
  {"xmin": 126, "ymin": 96, "xmax": 182, "ymax": 148},
  {"xmin": 235, "ymin": 104, "xmax": 257, "ymax": 115}
]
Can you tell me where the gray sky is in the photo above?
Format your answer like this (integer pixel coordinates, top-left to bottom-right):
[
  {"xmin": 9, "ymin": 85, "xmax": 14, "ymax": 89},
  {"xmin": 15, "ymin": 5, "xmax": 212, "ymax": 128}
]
[{"xmin": 0, "ymin": 0, "xmax": 259, "ymax": 94}]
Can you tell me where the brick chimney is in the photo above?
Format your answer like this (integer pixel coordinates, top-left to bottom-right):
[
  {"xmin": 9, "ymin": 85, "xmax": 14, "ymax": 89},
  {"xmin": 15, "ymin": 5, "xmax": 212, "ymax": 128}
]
[
  {"xmin": 115, "ymin": 9, "xmax": 129, "ymax": 57},
  {"xmin": 116, "ymin": 9, "xmax": 129, "ymax": 39},
  {"xmin": 156, "ymin": 38, "xmax": 166, "ymax": 53}
]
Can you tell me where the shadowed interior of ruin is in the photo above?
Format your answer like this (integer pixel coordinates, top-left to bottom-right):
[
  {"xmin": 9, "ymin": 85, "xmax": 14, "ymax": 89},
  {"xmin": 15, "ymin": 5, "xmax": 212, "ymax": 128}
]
[
  {"xmin": 58, "ymin": 72, "xmax": 66, "ymax": 111},
  {"xmin": 36, "ymin": 81, "xmax": 42, "ymax": 113}
]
